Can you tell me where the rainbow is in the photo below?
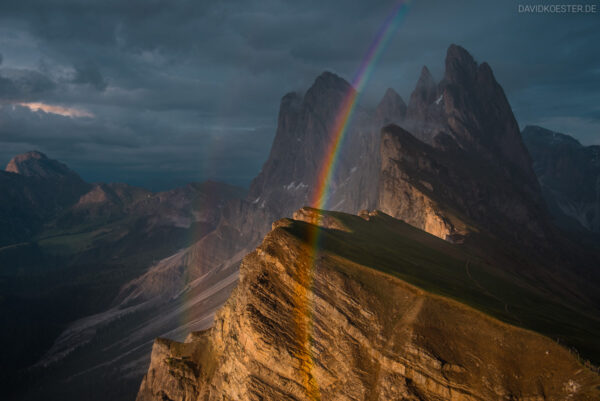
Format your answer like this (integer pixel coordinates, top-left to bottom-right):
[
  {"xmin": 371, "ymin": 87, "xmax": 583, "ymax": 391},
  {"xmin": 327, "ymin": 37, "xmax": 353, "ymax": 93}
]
[
  {"xmin": 295, "ymin": 2, "xmax": 413, "ymax": 399},
  {"xmin": 311, "ymin": 0, "xmax": 413, "ymax": 210}
]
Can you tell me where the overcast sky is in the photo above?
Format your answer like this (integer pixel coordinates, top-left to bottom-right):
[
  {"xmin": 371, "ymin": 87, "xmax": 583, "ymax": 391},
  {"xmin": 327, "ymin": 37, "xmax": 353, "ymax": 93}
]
[{"xmin": 0, "ymin": 0, "xmax": 598, "ymax": 190}]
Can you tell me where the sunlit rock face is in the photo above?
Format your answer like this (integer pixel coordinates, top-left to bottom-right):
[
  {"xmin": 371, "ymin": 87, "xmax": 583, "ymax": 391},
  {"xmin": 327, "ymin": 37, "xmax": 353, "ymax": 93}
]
[
  {"xmin": 6, "ymin": 150, "xmax": 80, "ymax": 180},
  {"xmin": 377, "ymin": 123, "xmax": 552, "ymax": 247},
  {"xmin": 378, "ymin": 126, "xmax": 463, "ymax": 241},
  {"xmin": 136, "ymin": 210, "xmax": 600, "ymax": 401},
  {"xmin": 377, "ymin": 45, "xmax": 553, "ymax": 246}
]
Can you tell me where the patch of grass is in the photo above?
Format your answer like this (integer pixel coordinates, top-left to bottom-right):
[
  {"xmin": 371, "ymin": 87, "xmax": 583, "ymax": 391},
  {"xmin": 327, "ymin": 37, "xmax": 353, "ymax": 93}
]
[
  {"xmin": 37, "ymin": 227, "xmax": 113, "ymax": 255},
  {"xmin": 282, "ymin": 210, "xmax": 600, "ymax": 364}
]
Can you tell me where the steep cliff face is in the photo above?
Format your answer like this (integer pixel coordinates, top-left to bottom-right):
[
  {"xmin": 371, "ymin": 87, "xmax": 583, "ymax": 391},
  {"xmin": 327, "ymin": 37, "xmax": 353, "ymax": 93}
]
[
  {"xmin": 248, "ymin": 71, "xmax": 381, "ymax": 215},
  {"xmin": 137, "ymin": 209, "xmax": 600, "ymax": 401},
  {"xmin": 403, "ymin": 46, "xmax": 539, "ymax": 191},
  {"xmin": 378, "ymin": 124, "xmax": 550, "ymax": 245},
  {"xmin": 377, "ymin": 45, "xmax": 550, "ymax": 245},
  {"xmin": 247, "ymin": 72, "xmax": 351, "ymax": 215},
  {"xmin": 378, "ymin": 126, "xmax": 467, "ymax": 241},
  {"xmin": 522, "ymin": 125, "xmax": 600, "ymax": 233}
]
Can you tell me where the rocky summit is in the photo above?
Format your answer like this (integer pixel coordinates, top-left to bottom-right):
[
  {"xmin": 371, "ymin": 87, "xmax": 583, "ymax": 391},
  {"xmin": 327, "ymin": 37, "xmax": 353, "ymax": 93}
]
[
  {"xmin": 0, "ymin": 150, "xmax": 91, "ymax": 246},
  {"xmin": 6, "ymin": 150, "xmax": 82, "ymax": 180},
  {"xmin": 404, "ymin": 46, "xmax": 539, "ymax": 191},
  {"xmin": 136, "ymin": 209, "xmax": 600, "ymax": 401}
]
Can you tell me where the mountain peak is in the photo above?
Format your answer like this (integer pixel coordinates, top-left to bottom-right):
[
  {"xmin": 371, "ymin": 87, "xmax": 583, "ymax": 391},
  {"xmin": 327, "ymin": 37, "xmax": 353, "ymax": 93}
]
[
  {"xmin": 309, "ymin": 71, "xmax": 352, "ymax": 92},
  {"xmin": 415, "ymin": 66, "xmax": 436, "ymax": 93},
  {"xmin": 406, "ymin": 66, "xmax": 437, "ymax": 122},
  {"xmin": 5, "ymin": 150, "xmax": 81, "ymax": 181},
  {"xmin": 444, "ymin": 44, "xmax": 477, "ymax": 85},
  {"xmin": 382, "ymin": 87, "xmax": 400, "ymax": 98},
  {"xmin": 302, "ymin": 71, "xmax": 354, "ymax": 120},
  {"xmin": 7, "ymin": 150, "xmax": 48, "ymax": 164},
  {"xmin": 380, "ymin": 87, "xmax": 404, "ymax": 105},
  {"xmin": 522, "ymin": 125, "xmax": 583, "ymax": 148},
  {"xmin": 376, "ymin": 88, "xmax": 407, "ymax": 123}
]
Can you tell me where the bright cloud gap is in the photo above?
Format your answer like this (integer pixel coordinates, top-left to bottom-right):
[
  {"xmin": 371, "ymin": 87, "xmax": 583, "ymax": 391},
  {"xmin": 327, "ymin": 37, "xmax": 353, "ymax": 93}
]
[{"xmin": 17, "ymin": 102, "xmax": 94, "ymax": 118}]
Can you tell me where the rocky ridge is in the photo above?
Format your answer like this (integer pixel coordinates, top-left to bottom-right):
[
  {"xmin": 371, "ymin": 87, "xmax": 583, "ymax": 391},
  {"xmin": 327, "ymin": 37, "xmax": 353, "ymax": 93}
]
[{"xmin": 137, "ymin": 209, "xmax": 600, "ymax": 401}]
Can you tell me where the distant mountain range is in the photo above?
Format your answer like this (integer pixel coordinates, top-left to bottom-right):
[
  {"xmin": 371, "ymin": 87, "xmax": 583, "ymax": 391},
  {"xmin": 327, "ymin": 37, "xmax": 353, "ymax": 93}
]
[
  {"xmin": 523, "ymin": 125, "xmax": 600, "ymax": 234},
  {"xmin": 0, "ymin": 153, "xmax": 245, "ymax": 399},
  {"xmin": 2, "ymin": 44, "xmax": 599, "ymax": 401}
]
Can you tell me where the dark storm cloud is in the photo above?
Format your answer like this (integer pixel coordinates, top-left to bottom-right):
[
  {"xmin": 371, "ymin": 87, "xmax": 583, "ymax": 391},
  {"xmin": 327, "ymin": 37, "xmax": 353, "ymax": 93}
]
[
  {"xmin": 73, "ymin": 62, "xmax": 107, "ymax": 91},
  {"xmin": 0, "ymin": 0, "xmax": 598, "ymax": 190},
  {"xmin": 0, "ymin": 68, "xmax": 56, "ymax": 102}
]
